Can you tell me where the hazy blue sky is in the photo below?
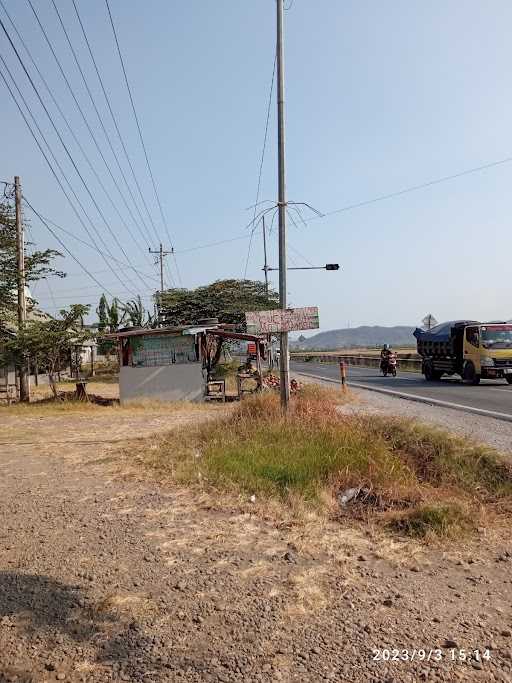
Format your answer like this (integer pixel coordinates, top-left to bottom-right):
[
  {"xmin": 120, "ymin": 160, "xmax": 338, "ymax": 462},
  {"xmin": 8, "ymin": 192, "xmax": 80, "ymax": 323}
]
[{"xmin": 1, "ymin": 1, "xmax": 512, "ymax": 331}]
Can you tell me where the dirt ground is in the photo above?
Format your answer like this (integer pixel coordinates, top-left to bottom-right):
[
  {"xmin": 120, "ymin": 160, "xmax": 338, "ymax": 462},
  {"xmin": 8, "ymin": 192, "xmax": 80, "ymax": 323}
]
[{"xmin": 1, "ymin": 403, "xmax": 512, "ymax": 682}]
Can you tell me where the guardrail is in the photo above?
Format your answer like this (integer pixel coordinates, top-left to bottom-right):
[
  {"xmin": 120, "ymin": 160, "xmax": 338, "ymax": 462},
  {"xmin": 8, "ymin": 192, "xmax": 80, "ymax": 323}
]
[{"xmin": 290, "ymin": 352, "xmax": 423, "ymax": 373}]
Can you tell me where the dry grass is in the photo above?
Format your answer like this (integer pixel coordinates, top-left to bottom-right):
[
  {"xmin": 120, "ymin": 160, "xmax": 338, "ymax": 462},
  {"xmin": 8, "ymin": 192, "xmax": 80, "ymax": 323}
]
[
  {"xmin": 1, "ymin": 393, "xmax": 219, "ymax": 417},
  {"xmin": 133, "ymin": 385, "xmax": 512, "ymax": 540}
]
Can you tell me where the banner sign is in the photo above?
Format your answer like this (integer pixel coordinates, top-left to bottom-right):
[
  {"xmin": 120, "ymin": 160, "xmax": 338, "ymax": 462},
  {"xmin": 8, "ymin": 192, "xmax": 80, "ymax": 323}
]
[{"xmin": 245, "ymin": 307, "xmax": 319, "ymax": 334}]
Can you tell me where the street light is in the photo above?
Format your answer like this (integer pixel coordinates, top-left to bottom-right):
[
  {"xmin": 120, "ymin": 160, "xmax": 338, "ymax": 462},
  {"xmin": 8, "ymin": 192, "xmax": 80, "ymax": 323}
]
[{"xmin": 264, "ymin": 263, "xmax": 340, "ymax": 272}]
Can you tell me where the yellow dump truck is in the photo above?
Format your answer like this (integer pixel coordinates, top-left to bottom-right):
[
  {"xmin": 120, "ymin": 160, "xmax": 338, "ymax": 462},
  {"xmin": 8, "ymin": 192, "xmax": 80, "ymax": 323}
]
[{"xmin": 414, "ymin": 320, "xmax": 512, "ymax": 385}]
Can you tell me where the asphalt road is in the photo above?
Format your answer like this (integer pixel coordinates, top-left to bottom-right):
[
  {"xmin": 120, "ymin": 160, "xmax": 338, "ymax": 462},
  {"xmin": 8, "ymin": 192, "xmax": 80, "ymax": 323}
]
[{"xmin": 291, "ymin": 360, "xmax": 512, "ymax": 419}]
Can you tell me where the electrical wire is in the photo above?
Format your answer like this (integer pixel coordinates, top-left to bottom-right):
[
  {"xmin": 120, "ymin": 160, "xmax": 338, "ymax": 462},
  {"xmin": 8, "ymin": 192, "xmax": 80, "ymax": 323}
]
[
  {"xmin": 23, "ymin": 196, "xmax": 118, "ymax": 299},
  {"xmin": 0, "ymin": 0, "xmax": 153, "ymax": 270},
  {"xmin": 306, "ymin": 156, "xmax": 512, "ymax": 224},
  {"xmin": 26, "ymin": 0, "xmax": 155, "ymax": 253},
  {"xmin": 0, "ymin": 51, "xmax": 140, "ymax": 297},
  {"xmin": 50, "ymin": 0, "xmax": 157, "ymax": 252},
  {"xmin": 0, "ymin": 16, "xmax": 147, "ymax": 295},
  {"xmin": 103, "ymin": 0, "xmax": 182, "ymax": 286},
  {"xmin": 243, "ymin": 52, "xmax": 276, "ymax": 278},
  {"xmin": 66, "ymin": 0, "xmax": 161, "ymax": 248},
  {"xmin": 23, "ymin": 200, "xmax": 160, "ymax": 284},
  {"xmin": 177, "ymin": 234, "xmax": 251, "ymax": 254}
]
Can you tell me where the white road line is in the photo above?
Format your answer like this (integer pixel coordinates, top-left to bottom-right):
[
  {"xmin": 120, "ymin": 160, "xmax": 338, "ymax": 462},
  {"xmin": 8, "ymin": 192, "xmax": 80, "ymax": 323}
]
[{"xmin": 295, "ymin": 370, "xmax": 512, "ymax": 423}]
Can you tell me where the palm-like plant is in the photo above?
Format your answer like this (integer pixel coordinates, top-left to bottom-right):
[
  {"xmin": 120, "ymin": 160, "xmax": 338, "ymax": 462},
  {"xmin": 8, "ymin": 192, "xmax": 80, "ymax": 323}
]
[{"xmin": 120, "ymin": 295, "xmax": 147, "ymax": 328}]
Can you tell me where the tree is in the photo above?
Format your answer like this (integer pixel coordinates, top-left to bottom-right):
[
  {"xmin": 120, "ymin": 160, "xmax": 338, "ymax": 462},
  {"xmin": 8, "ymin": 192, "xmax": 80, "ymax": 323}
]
[
  {"xmin": 108, "ymin": 298, "xmax": 120, "ymax": 332},
  {"xmin": 120, "ymin": 295, "xmax": 152, "ymax": 328},
  {"xmin": 421, "ymin": 314, "xmax": 438, "ymax": 330},
  {"xmin": 160, "ymin": 279, "xmax": 279, "ymax": 329},
  {"xmin": 0, "ymin": 198, "xmax": 63, "ymax": 325},
  {"xmin": 96, "ymin": 295, "xmax": 123, "ymax": 356},
  {"xmin": 96, "ymin": 294, "xmax": 108, "ymax": 334},
  {"xmin": 0, "ymin": 305, "xmax": 91, "ymax": 398}
]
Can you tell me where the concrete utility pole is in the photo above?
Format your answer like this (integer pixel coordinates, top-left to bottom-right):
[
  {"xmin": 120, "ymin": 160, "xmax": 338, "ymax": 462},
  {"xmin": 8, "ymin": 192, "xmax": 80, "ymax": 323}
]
[
  {"xmin": 276, "ymin": 0, "xmax": 290, "ymax": 409},
  {"xmin": 15, "ymin": 175, "xmax": 29, "ymax": 402},
  {"xmin": 149, "ymin": 243, "xmax": 173, "ymax": 321}
]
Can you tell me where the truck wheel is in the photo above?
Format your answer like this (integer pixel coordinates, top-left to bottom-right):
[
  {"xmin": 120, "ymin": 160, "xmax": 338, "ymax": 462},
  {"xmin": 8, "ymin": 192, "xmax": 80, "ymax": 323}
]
[
  {"xmin": 463, "ymin": 362, "xmax": 481, "ymax": 385},
  {"xmin": 506, "ymin": 376, "xmax": 512, "ymax": 385},
  {"xmin": 424, "ymin": 362, "xmax": 442, "ymax": 381}
]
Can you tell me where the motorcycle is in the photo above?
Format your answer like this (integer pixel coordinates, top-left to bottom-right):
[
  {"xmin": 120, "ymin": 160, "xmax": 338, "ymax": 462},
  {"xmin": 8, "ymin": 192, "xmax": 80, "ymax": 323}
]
[{"xmin": 380, "ymin": 353, "xmax": 397, "ymax": 377}]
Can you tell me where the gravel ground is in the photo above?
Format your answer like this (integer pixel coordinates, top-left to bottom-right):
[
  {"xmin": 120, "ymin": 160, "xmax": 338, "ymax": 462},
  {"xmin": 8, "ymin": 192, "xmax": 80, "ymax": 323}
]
[
  {"xmin": 1, "ymin": 407, "xmax": 512, "ymax": 682},
  {"xmin": 294, "ymin": 372, "xmax": 512, "ymax": 455}
]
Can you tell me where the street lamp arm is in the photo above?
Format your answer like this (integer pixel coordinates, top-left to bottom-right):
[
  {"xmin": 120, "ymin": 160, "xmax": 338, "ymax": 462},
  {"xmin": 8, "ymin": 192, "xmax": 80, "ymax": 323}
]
[{"xmin": 264, "ymin": 264, "xmax": 340, "ymax": 271}]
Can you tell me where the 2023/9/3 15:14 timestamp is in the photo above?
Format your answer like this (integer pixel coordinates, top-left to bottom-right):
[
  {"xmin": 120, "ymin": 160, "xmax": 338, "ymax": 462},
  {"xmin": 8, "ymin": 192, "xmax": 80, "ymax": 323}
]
[{"xmin": 372, "ymin": 648, "xmax": 491, "ymax": 662}]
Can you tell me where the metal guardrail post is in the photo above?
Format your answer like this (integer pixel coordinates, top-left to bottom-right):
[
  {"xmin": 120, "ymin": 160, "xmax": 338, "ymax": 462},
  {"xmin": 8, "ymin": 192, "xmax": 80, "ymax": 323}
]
[{"xmin": 339, "ymin": 360, "xmax": 347, "ymax": 390}]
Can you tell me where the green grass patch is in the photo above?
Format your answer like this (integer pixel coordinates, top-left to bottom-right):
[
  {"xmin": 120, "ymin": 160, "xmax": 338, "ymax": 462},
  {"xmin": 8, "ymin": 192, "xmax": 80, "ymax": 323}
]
[
  {"xmin": 389, "ymin": 502, "xmax": 472, "ymax": 539},
  {"xmin": 136, "ymin": 385, "xmax": 512, "ymax": 540}
]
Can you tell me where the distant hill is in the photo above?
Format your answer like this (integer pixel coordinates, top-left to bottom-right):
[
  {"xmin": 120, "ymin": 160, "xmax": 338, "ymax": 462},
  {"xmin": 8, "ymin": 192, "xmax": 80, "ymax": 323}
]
[{"xmin": 292, "ymin": 325, "xmax": 416, "ymax": 350}]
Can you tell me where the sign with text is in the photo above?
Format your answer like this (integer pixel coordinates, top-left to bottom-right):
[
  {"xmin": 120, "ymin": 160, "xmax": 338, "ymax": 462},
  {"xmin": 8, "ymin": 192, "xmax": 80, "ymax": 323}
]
[{"xmin": 246, "ymin": 307, "xmax": 319, "ymax": 334}]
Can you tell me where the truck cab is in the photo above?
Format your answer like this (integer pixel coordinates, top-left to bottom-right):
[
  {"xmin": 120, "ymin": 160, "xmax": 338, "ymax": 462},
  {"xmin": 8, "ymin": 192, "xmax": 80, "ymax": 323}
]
[
  {"xmin": 415, "ymin": 321, "xmax": 512, "ymax": 385},
  {"xmin": 463, "ymin": 324, "xmax": 512, "ymax": 384}
]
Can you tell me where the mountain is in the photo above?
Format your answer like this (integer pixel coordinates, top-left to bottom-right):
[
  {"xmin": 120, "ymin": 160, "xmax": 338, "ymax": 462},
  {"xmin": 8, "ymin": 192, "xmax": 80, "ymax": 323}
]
[{"xmin": 291, "ymin": 325, "xmax": 416, "ymax": 350}]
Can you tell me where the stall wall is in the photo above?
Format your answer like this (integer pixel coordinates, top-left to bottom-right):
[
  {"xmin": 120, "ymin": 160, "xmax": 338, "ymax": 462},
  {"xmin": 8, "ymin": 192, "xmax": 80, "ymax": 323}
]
[{"xmin": 119, "ymin": 363, "xmax": 204, "ymax": 404}]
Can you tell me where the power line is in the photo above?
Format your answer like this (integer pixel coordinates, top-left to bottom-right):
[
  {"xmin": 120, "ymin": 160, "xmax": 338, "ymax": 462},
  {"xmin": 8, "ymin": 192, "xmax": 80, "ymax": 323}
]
[
  {"xmin": 103, "ymin": 0, "xmax": 182, "ymax": 286},
  {"xmin": 243, "ymin": 52, "xmax": 276, "ymax": 278},
  {"xmin": 26, "ymin": 0, "xmax": 156, "ymax": 254},
  {"xmin": 51, "ymin": 0, "xmax": 157, "ymax": 253},
  {"xmin": 0, "ymin": 50, "xmax": 140, "ymax": 297},
  {"xmin": 23, "ymin": 196, "xmax": 118, "ymax": 299},
  {"xmin": 307, "ymin": 156, "xmax": 512, "ymax": 223},
  {"xmin": 68, "ymin": 0, "xmax": 161, "ymax": 249},
  {"xmin": 0, "ymin": 14, "xmax": 146, "ymax": 294},
  {"xmin": 177, "ymin": 233, "xmax": 250, "ymax": 254},
  {"xmin": 0, "ymin": 0, "xmax": 154, "ymax": 270},
  {"xmin": 23, "ymin": 200, "xmax": 160, "ymax": 284}
]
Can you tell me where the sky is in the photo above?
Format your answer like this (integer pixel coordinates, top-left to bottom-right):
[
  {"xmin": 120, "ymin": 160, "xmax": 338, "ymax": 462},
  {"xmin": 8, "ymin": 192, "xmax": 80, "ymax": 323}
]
[{"xmin": 1, "ymin": 0, "xmax": 512, "ymax": 332}]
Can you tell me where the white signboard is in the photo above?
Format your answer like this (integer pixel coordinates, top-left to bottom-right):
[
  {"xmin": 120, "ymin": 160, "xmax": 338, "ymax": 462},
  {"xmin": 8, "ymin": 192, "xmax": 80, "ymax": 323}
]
[{"xmin": 246, "ymin": 307, "xmax": 319, "ymax": 334}]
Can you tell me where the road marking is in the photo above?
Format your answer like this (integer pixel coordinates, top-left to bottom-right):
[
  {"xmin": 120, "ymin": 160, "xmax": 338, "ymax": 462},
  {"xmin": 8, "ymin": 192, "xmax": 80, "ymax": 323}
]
[
  {"xmin": 295, "ymin": 370, "xmax": 512, "ymax": 423},
  {"xmin": 293, "ymin": 363, "xmax": 420, "ymax": 381}
]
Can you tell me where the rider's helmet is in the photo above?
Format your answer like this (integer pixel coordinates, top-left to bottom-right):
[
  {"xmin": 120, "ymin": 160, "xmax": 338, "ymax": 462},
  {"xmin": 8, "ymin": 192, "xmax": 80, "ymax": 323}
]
[{"xmin": 383, "ymin": 343, "xmax": 389, "ymax": 350}]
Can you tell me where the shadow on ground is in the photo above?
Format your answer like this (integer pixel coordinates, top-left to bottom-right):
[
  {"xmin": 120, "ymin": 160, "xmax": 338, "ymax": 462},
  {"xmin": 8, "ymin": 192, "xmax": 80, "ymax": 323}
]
[{"xmin": 0, "ymin": 571, "xmax": 170, "ymax": 681}]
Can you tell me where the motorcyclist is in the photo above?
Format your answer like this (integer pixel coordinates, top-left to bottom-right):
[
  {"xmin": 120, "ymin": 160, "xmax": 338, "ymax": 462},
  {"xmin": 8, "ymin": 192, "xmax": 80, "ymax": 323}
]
[{"xmin": 380, "ymin": 344, "xmax": 393, "ymax": 371}]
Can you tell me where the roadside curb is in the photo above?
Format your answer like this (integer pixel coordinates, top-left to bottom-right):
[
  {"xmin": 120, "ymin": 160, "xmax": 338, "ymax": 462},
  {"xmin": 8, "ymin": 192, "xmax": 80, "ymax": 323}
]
[{"xmin": 295, "ymin": 370, "xmax": 512, "ymax": 424}]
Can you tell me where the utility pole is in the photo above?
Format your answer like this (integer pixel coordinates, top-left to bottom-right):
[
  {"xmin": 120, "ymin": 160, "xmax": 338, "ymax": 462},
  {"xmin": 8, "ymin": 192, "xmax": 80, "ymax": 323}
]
[
  {"xmin": 276, "ymin": 0, "xmax": 290, "ymax": 409},
  {"xmin": 262, "ymin": 215, "xmax": 269, "ymax": 296},
  {"xmin": 149, "ymin": 243, "xmax": 173, "ymax": 323},
  {"xmin": 15, "ymin": 175, "xmax": 29, "ymax": 402},
  {"xmin": 261, "ymin": 215, "xmax": 274, "ymax": 369}
]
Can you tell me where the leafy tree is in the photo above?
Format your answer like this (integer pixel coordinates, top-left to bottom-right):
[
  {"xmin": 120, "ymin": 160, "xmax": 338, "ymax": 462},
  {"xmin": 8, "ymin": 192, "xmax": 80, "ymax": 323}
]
[
  {"xmin": 0, "ymin": 199, "xmax": 63, "ymax": 325},
  {"xmin": 160, "ymin": 279, "xmax": 279, "ymax": 329},
  {"xmin": 0, "ymin": 305, "xmax": 91, "ymax": 398}
]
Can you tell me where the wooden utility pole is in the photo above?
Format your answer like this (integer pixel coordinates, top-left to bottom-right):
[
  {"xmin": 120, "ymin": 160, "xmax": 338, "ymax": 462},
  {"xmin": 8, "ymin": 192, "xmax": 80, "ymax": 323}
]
[
  {"xmin": 276, "ymin": 0, "xmax": 290, "ymax": 409},
  {"xmin": 15, "ymin": 175, "xmax": 29, "ymax": 402}
]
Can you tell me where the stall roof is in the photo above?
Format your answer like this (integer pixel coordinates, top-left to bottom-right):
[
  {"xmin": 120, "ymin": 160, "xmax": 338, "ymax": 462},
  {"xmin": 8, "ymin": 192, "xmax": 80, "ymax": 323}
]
[
  {"xmin": 105, "ymin": 326, "xmax": 201, "ymax": 340},
  {"xmin": 105, "ymin": 326, "xmax": 265, "ymax": 343},
  {"xmin": 206, "ymin": 329, "xmax": 264, "ymax": 342}
]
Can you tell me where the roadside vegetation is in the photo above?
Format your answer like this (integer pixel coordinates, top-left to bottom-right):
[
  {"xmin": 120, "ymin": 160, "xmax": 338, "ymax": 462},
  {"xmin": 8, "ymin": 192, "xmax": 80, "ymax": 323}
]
[{"xmin": 137, "ymin": 385, "xmax": 512, "ymax": 541}]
